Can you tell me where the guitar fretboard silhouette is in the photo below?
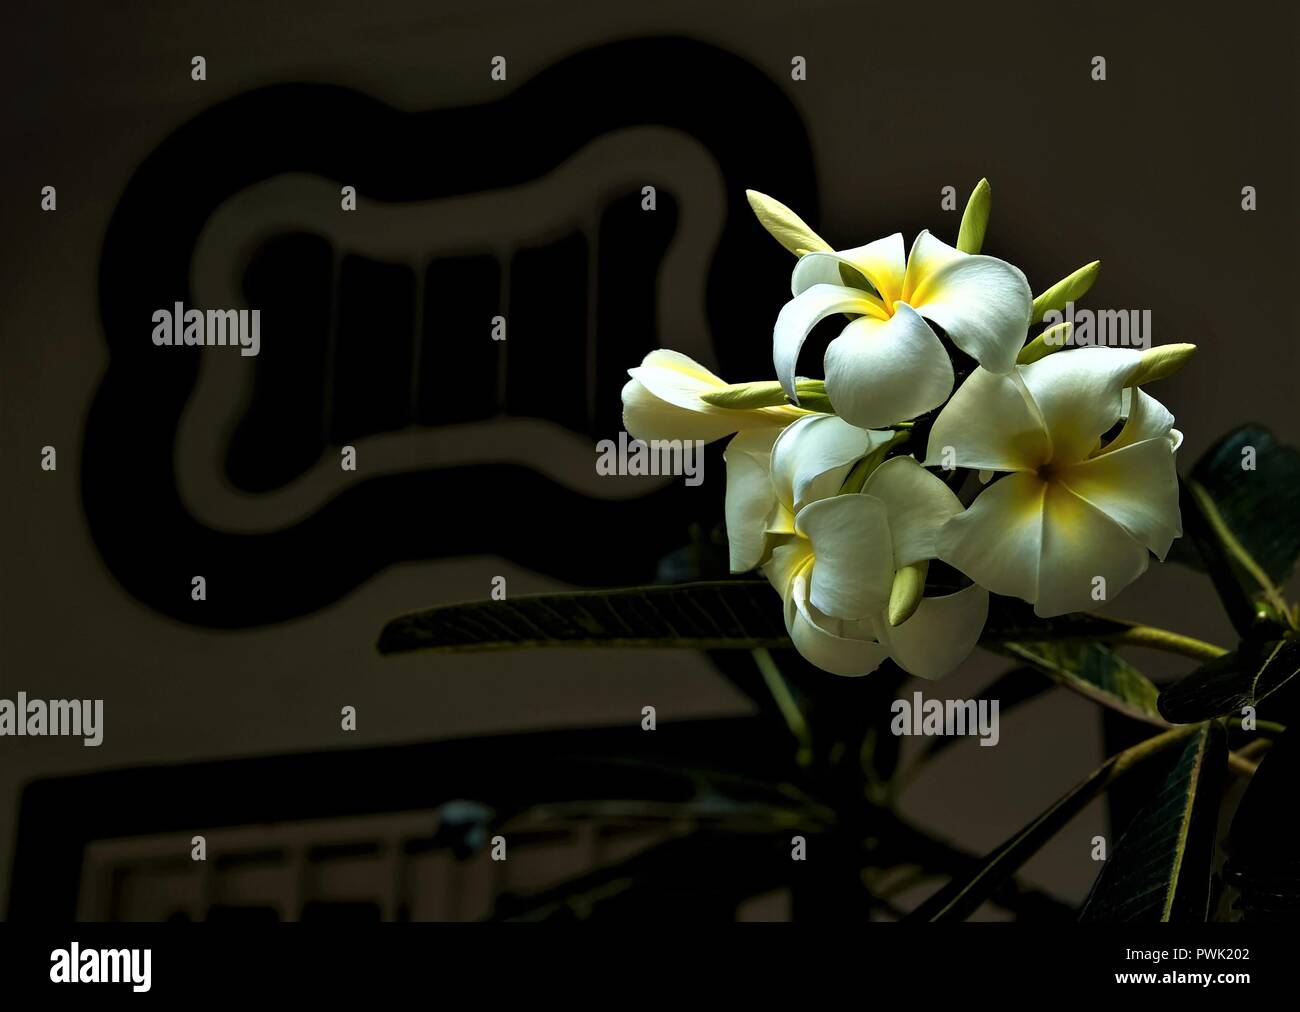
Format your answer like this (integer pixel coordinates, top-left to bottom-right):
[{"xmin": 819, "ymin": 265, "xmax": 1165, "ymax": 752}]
[
  {"xmin": 222, "ymin": 184, "xmax": 680, "ymax": 494},
  {"xmin": 85, "ymin": 37, "xmax": 817, "ymax": 627}
]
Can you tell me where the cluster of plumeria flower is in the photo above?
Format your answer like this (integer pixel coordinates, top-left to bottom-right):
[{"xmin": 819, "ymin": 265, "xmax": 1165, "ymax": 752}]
[{"xmin": 621, "ymin": 181, "xmax": 1194, "ymax": 680}]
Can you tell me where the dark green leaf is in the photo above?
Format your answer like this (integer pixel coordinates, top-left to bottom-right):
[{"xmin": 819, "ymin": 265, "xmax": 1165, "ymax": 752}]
[
  {"xmin": 1159, "ymin": 640, "xmax": 1300, "ymax": 725},
  {"xmin": 907, "ymin": 726, "xmax": 1198, "ymax": 922},
  {"xmin": 1226, "ymin": 730, "xmax": 1300, "ymax": 920},
  {"xmin": 994, "ymin": 640, "xmax": 1165, "ymax": 726},
  {"xmin": 1179, "ymin": 480, "xmax": 1288, "ymax": 637},
  {"xmin": 1173, "ymin": 426, "xmax": 1300, "ymax": 637},
  {"xmin": 875, "ymin": 816, "xmax": 1078, "ymax": 921},
  {"xmin": 1080, "ymin": 724, "xmax": 1226, "ymax": 922},
  {"xmin": 1185, "ymin": 425, "xmax": 1300, "ymax": 586},
  {"xmin": 379, "ymin": 581, "xmax": 1137, "ymax": 657},
  {"xmin": 377, "ymin": 580, "xmax": 789, "ymax": 654},
  {"xmin": 979, "ymin": 599, "xmax": 1171, "ymax": 722}
]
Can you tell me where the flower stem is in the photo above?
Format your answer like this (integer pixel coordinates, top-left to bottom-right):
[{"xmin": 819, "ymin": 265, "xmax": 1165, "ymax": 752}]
[
  {"xmin": 1091, "ymin": 624, "xmax": 1229, "ymax": 661},
  {"xmin": 751, "ymin": 648, "xmax": 813, "ymax": 767}
]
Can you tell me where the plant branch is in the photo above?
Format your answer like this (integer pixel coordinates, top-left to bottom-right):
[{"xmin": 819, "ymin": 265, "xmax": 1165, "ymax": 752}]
[
  {"xmin": 906, "ymin": 723, "xmax": 1200, "ymax": 921},
  {"xmin": 1071, "ymin": 622, "xmax": 1229, "ymax": 660},
  {"xmin": 751, "ymin": 648, "xmax": 813, "ymax": 767}
]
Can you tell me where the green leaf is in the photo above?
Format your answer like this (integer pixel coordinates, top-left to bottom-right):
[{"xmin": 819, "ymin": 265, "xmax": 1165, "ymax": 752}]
[
  {"xmin": 377, "ymin": 580, "xmax": 790, "ymax": 654},
  {"xmin": 1175, "ymin": 480, "xmax": 1265, "ymax": 636},
  {"xmin": 1080, "ymin": 724, "xmax": 1226, "ymax": 922},
  {"xmin": 1030, "ymin": 260, "xmax": 1101, "ymax": 324},
  {"xmin": 1158, "ymin": 639, "xmax": 1300, "ymax": 725},
  {"xmin": 956, "ymin": 178, "xmax": 991, "ymax": 254},
  {"xmin": 378, "ymin": 581, "xmax": 1141, "ymax": 658},
  {"xmin": 908, "ymin": 726, "xmax": 1200, "ymax": 921},
  {"xmin": 1189, "ymin": 425, "xmax": 1300, "ymax": 585},
  {"xmin": 993, "ymin": 640, "xmax": 1165, "ymax": 726},
  {"xmin": 1225, "ymin": 730, "xmax": 1300, "ymax": 920},
  {"xmin": 1173, "ymin": 426, "xmax": 1300, "ymax": 634}
]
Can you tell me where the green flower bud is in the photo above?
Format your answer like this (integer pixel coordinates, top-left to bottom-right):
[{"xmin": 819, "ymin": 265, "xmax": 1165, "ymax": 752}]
[
  {"xmin": 956, "ymin": 178, "xmax": 991, "ymax": 255},
  {"xmin": 1031, "ymin": 260, "xmax": 1101, "ymax": 324}
]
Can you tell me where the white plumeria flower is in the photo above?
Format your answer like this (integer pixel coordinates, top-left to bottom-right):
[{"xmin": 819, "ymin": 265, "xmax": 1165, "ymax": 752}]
[
  {"xmin": 772, "ymin": 230, "xmax": 1032, "ymax": 429},
  {"xmin": 926, "ymin": 346, "xmax": 1183, "ymax": 618},
  {"xmin": 724, "ymin": 413, "xmax": 893, "ymax": 572},
  {"xmin": 621, "ymin": 349, "xmax": 807, "ymax": 443},
  {"xmin": 762, "ymin": 455, "xmax": 989, "ymax": 680}
]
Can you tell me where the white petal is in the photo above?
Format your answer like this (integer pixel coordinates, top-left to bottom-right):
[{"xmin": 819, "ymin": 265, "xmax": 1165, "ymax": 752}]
[
  {"xmin": 784, "ymin": 570, "xmax": 890, "ymax": 677},
  {"xmin": 1034, "ymin": 483, "xmax": 1150, "ymax": 617},
  {"xmin": 627, "ymin": 349, "xmax": 724, "ymax": 406},
  {"xmin": 767, "ymin": 501, "xmax": 797, "ymax": 537},
  {"xmin": 923, "ymin": 367, "xmax": 1049, "ymax": 472},
  {"xmin": 903, "ymin": 231, "xmax": 1032, "ymax": 374},
  {"xmin": 795, "ymin": 494, "xmax": 894, "ymax": 619},
  {"xmin": 875, "ymin": 584, "xmax": 989, "ymax": 680},
  {"xmin": 861, "ymin": 456, "xmax": 963, "ymax": 567},
  {"xmin": 770, "ymin": 413, "xmax": 892, "ymax": 513},
  {"xmin": 823, "ymin": 304, "xmax": 955, "ymax": 428},
  {"xmin": 900, "ymin": 229, "xmax": 962, "ymax": 298},
  {"xmin": 1058, "ymin": 437, "xmax": 1182, "ymax": 559},
  {"xmin": 621, "ymin": 377, "xmax": 745, "ymax": 443},
  {"xmin": 1101, "ymin": 387, "xmax": 1176, "ymax": 455},
  {"xmin": 936, "ymin": 472, "xmax": 1047, "ymax": 604},
  {"xmin": 764, "ymin": 540, "xmax": 813, "ymax": 599},
  {"xmin": 1018, "ymin": 347, "xmax": 1143, "ymax": 464},
  {"xmin": 773, "ymin": 284, "xmax": 880, "ymax": 400},
  {"xmin": 792, "ymin": 233, "xmax": 906, "ymax": 304},
  {"xmin": 723, "ymin": 429, "xmax": 781, "ymax": 572},
  {"xmin": 623, "ymin": 349, "xmax": 800, "ymax": 443},
  {"xmin": 763, "ymin": 540, "xmax": 811, "ymax": 597}
]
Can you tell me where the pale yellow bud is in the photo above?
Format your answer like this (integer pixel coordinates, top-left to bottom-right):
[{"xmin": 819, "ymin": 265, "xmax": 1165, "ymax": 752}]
[
  {"xmin": 1124, "ymin": 343, "xmax": 1197, "ymax": 387},
  {"xmin": 956, "ymin": 178, "xmax": 991, "ymax": 254},
  {"xmin": 745, "ymin": 190, "xmax": 833, "ymax": 257},
  {"xmin": 1016, "ymin": 321, "xmax": 1073, "ymax": 365},
  {"xmin": 1031, "ymin": 260, "xmax": 1101, "ymax": 324},
  {"xmin": 887, "ymin": 560, "xmax": 929, "ymax": 627}
]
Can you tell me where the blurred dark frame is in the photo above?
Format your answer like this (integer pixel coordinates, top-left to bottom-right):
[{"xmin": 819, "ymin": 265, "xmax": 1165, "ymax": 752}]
[{"xmin": 9, "ymin": 717, "xmax": 792, "ymax": 922}]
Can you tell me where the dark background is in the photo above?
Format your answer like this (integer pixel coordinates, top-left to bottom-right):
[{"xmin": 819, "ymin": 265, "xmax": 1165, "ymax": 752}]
[{"xmin": 1, "ymin": 0, "xmax": 1295, "ymax": 919}]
